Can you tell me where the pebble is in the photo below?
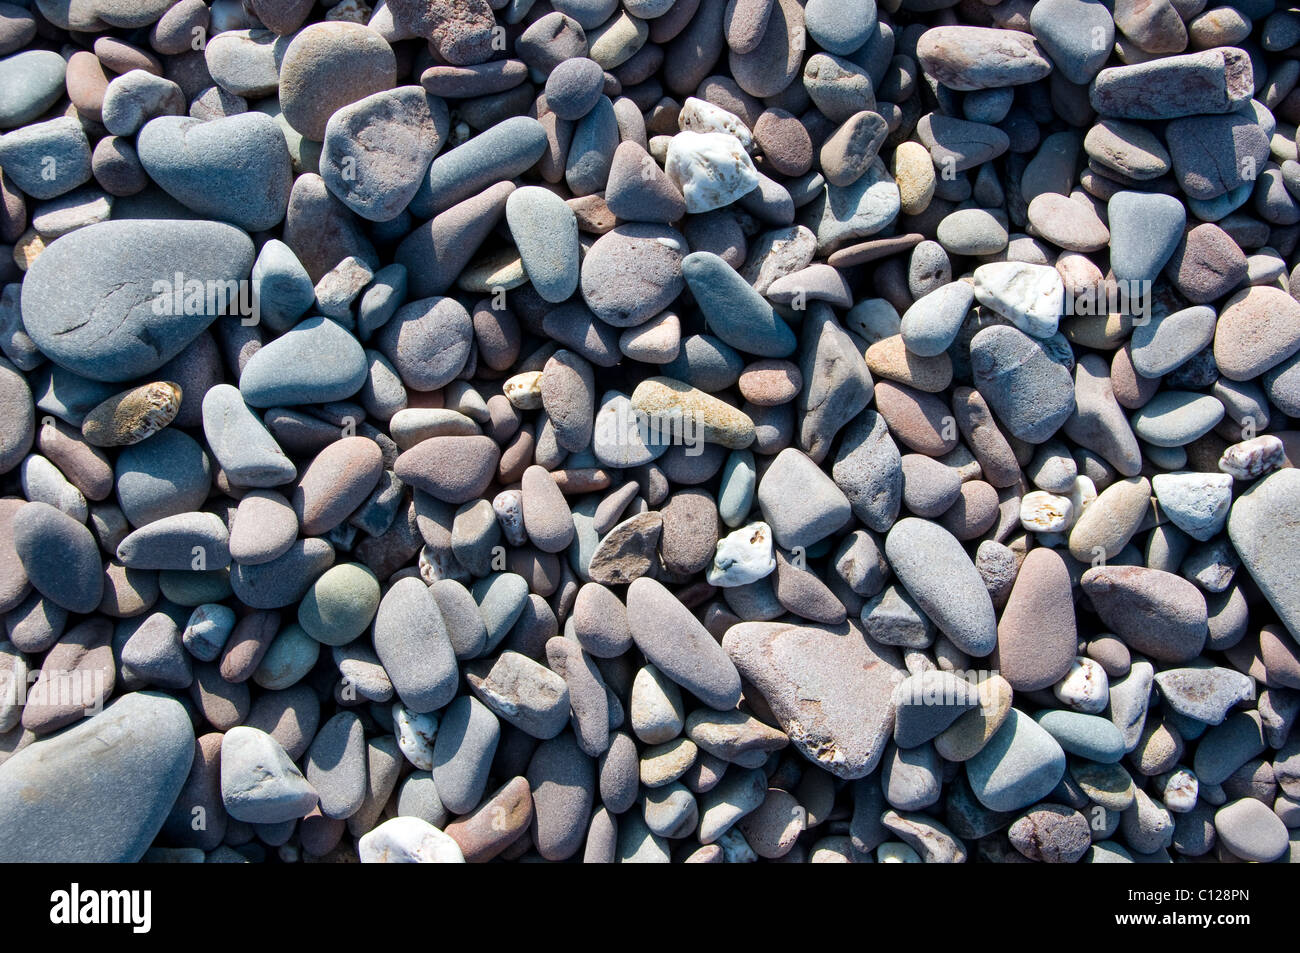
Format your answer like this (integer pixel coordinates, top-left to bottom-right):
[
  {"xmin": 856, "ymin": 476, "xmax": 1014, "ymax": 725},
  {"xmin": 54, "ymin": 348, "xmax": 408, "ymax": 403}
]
[
  {"xmin": 293, "ymin": 436, "xmax": 383, "ymax": 535},
  {"xmin": 81, "ymin": 381, "xmax": 182, "ymax": 448},
  {"xmin": 1067, "ymin": 475, "xmax": 1150, "ymax": 562},
  {"xmin": 886, "ymin": 518, "xmax": 997, "ymax": 657},
  {"xmin": 101, "ymin": 70, "xmax": 185, "ymax": 137},
  {"xmin": 395, "ymin": 436, "xmax": 499, "ymax": 504},
  {"xmin": 995, "ymin": 547, "xmax": 1076, "ymax": 691},
  {"xmin": 967, "ymin": 709, "xmax": 1066, "ymax": 813},
  {"xmin": 220, "ymin": 726, "xmax": 319, "ymax": 823},
  {"xmin": 666, "ymin": 131, "xmax": 759, "ymax": 213},
  {"xmin": 465, "ymin": 651, "xmax": 569, "ymax": 740},
  {"xmin": 442, "ymin": 776, "xmax": 531, "ymax": 862},
  {"xmin": 588, "ymin": 512, "xmax": 663, "ymax": 584},
  {"xmin": 420, "ymin": 116, "xmax": 545, "ymax": 218},
  {"xmin": 1045, "ymin": 655, "xmax": 1107, "ymax": 712},
  {"xmin": 803, "ymin": 54, "xmax": 875, "ymax": 124},
  {"xmin": 1131, "ymin": 306, "xmax": 1218, "ymax": 378},
  {"xmin": 431, "ymin": 696, "xmax": 499, "ymax": 814},
  {"xmin": 1108, "ymin": 191, "xmax": 1187, "ymax": 285},
  {"xmin": 0, "ymin": 50, "xmax": 65, "ymax": 129},
  {"xmin": 1130, "ymin": 391, "xmax": 1225, "ymax": 447},
  {"xmin": 892, "ymin": 671, "xmax": 981, "ymax": 748},
  {"xmin": 507, "ymin": 188, "xmax": 580, "ymax": 304},
  {"xmin": 12, "ymin": 502, "xmax": 102, "ymax": 613},
  {"xmin": 1036, "ymin": 710, "xmax": 1126, "ymax": 763},
  {"xmin": 358, "ymin": 816, "xmax": 464, "ymax": 863},
  {"xmin": 376, "ymin": 297, "xmax": 474, "ymax": 393},
  {"xmin": 631, "ymin": 376, "xmax": 754, "ymax": 449},
  {"xmin": 627, "ymin": 578, "xmax": 741, "ymax": 710},
  {"xmin": 724, "ymin": 620, "xmax": 904, "ymax": 778},
  {"xmin": 22, "ymin": 220, "xmax": 253, "ymax": 382},
  {"xmin": 935, "ymin": 675, "xmax": 1012, "ymax": 762},
  {"xmin": 630, "ymin": 664, "xmax": 684, "ymax": 745},
  {"xmin": 321, "ymin": 86, "xmax": 447, "ymax": 223},
  {"xmin": 973, "ymin": 262, "xmax": 1063, "ymax": 338},
  {"xmin": 1168, "ymin": 224, "xmax": 1248, "ymax": 304},
  {"xmin": 1026, "ymin": 193, "xmax": 1110, "ymax": 252},
  {"xmin": 1229, "ymin": 469, "xmax": 1300, "ymax": 638},
  {"xmin": 580, "ymin": 224, "xmax": 687, "ymax": 327},
  {"xmin": 682, "ymin": 252, "xmax": 795, "ymax": 358},
  {"xmin": 1215, "ymin": 286, "xmax": 1300, "ymax": 381},
  {"xmin": 138, "ymin": 113, "xmax": 292, "ymax": 232},
  {"xmin": 545, "ymin": 58, "xmax": 605, "ymax": 121},
  {"xmin": 1008, "ymin": 804, "xmax": 1092, "ymax": 863},
  {"xmin": 298, "ymin": 563, "xmax": 380, "ymax": 646},
  {"xmin": 527, "ymin": 732, "xmax": 595, "ymax": 860},
  {"xmin": 278, "ymin": 22, "xmax": 396, "ymax": 141},
  {"xmin": 306, "ymin": 711, "xmax": 366, "ymax": 818},
  {"xmin": 1152, "ymin": 472, "xmax": 1232, "ymax": 541},
  {"xmin": 758, "ymin": 448, "xmax": 852, "ymax": 550},
  {"xmin": 971, "ymin": 325, "xmax": 1075, "ymax": 444},
  {"xmin": 916, "ymin": 27, "xmax": 1052, "ymax": 91},
  {"xmin": 806, "ymin": 160, "xmax": 901, "ymax": 254},
  {"xmin": 748, "ymin": 111, "xmax": 809, "ymax": 180},
  {"xmin": 201, "ymin": 386, "xmax": 296, "ymax": 488},
  {"xmin": 900, "ymin": 282, "xmax": 975, "ymax": 358},
  {"xmin": 728, "ymin": 0, "xmax": 803, "ymax": 98},
  {"xmin": 1083, "ymin": 566, "xmax": 1208, "ymax": 663},
  {"xmin": 1215, "ymin": 797, "xmax": 1289, "ymax": 862},
  {"xmin": 372, "ymin": 577, "xmax": 458, "ymax": 714},
  {"xmin": 1154, "ymin": 667, "xmax": 1254, "ymax": 725},
  {"xmin": 1090, "ymin": 48, "xmax": 1254, "ymax": 120},
  {"xmin": 0, "ymin": 691, "xmax": 193, "ymax": 861}
]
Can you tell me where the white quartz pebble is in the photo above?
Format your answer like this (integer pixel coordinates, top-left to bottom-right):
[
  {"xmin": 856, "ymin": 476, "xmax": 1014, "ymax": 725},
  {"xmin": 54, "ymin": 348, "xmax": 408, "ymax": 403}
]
[
  {"xmin": 358, "ymin": 816, "xmax": 465, "ymax": 863},
  {"xmin": 706, "ymin": 520, "xmax": 777, "ymax": 587}
]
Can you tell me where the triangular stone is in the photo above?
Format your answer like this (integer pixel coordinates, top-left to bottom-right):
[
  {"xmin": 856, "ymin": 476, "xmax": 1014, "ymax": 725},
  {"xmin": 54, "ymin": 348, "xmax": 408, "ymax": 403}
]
[{"xmin": 603, "ymin": 141, "xmax": 686, "ymax": 224}]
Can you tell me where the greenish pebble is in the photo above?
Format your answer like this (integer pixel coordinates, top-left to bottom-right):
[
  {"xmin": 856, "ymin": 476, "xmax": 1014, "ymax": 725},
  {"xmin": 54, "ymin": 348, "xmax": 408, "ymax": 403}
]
[
  {"xmin": 1129, "ymin": 391, "xmax": 1226, "ymax": 447},
  {"xmin": 254, "ymin": 622, "xmax": 320, "ymax": 690},
  {"xmin": 568, "ymin": 495, "xmax": 601, "ymax": 581},
  {"xmin": 297, "ymin": 562, "xmax": 381, "ymax": 647},
  {"xmin": 1034, "ymin": 709, "xmax": 1127, "ymax": 763},
  {"xmin": 718, "ymin": 449, "xmax": 757, "ymax": 529}
]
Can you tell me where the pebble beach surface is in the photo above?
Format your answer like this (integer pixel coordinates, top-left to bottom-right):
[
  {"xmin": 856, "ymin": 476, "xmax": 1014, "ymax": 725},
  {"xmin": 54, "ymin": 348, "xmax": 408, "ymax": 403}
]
[{"xmin": 0, "ymin": 0, "xmax": 1297, "ymax": 867}]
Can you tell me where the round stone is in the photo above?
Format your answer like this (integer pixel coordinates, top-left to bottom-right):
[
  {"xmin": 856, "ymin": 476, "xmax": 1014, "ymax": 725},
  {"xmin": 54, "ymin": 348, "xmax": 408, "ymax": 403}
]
[{"xmin": 278, "ymin": 22, "xmax": 397, "ymax": 140}]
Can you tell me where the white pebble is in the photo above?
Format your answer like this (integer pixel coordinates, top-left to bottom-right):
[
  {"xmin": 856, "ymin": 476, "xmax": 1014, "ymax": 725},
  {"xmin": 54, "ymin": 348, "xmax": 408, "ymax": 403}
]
[
  {"xmin": 665, "ymin": 131, "xmax": 760, "ymax": 214},
  {"xmin": 358, "ymin": 816, "xmax": 465, "ymax": 863},
  {"xmin": 503, "ymin": 371, "xmax": 543, "ymax": 409},
  {"xmin": 1053, "ymin": 656, "xmax": 1109, "ymax": 714},
  {"xmin": 1218, "ymin": 434, "xmax": 1286, "ymax": 479},
  {"xmin": 493, "ymin": 489, "xmax": 527, "ymax": 546},
  {"xmin": 706, "ymin": 520, "xmax": 776, "ymax": 587},
  {"xmin": 1159, "ymin": 767, "xmax": 1199, "ymax": 813},
  {"xmin": 1151, "ymin": 471, "xmax": 1232, "ymax": 541},
  {"xmin": 1019, "ymin": 490, "xmax": 1072, "ymax": 533},
  {"xmin": 1068, "ymin": 475, "xmax": 1096, "ymax": 529},
  {"xmin": 419, "ymin": 544, "xmax": 471, "ymax": 585},
  {"xmin": 877, "ymin": 841, "xmax": 922, "ymax": 863},
  {"xmin": 678, "ymin": 97, "xmax": 753, "ymax": 150},
  {"xmin": 972, "ymin": 261, "xmax": 1064, "ymax": 338},
  {"xmin": 393, "ymin": 703, "xmax": 437, "ymax": 770}
]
